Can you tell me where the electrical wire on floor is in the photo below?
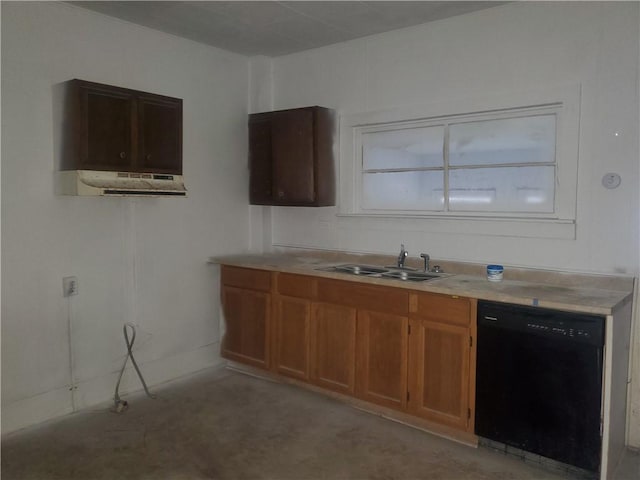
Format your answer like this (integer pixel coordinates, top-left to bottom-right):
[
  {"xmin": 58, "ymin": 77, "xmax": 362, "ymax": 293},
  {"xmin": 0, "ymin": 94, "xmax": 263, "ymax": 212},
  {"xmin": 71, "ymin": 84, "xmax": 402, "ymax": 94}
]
[{"xmin": 112, "ymin": 323, "xmax": 156, "ymax": 413}]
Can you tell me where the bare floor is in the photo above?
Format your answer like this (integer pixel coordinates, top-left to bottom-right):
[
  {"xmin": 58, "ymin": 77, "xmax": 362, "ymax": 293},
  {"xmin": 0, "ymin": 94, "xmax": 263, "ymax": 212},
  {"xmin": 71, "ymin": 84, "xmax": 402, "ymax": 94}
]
[{"xmin": 2, "ymin": 367, "xmax": 639, "ymax": 480}]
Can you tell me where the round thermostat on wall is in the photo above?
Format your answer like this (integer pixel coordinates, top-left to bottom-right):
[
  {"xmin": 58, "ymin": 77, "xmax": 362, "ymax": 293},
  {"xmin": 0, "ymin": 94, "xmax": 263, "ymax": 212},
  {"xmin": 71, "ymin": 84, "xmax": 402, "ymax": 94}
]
[{"xmin": 602, "ymin": 173, "xmax": 621, "ymax": 189}]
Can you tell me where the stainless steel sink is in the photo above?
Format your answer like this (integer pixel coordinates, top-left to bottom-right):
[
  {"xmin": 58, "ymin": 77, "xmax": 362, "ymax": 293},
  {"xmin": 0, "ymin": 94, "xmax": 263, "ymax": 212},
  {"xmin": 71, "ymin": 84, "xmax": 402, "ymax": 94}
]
[
  {"xmin": 384, "ymin": 265, "xmax": 418, "ymax": 271},
  {"xmin": 333, "ymin": 264, "xmax": 389, "ymax": 275},
  {"xmin": 381, "ymin": 270, "xmax": 441, "ymax": 282},
  {"xmin": 322, "ymin": 264, "xmax": 444, "ymax": 282}
]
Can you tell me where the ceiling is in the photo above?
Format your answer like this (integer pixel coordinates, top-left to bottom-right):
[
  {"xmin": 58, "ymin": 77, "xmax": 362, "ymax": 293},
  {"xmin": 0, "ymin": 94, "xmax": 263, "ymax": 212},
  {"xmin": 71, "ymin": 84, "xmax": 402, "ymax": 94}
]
[{"xmin": 69, "ymin": 1, "xmax": 506, "ymax": 57}]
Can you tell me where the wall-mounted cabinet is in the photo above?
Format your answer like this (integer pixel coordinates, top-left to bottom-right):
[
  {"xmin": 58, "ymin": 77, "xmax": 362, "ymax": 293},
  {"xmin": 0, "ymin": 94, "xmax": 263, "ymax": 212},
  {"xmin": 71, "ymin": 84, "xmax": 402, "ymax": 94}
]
[
  {"xmin": 62, "ymin": 79, "xmax": 182, "ymax": 174},
  {"xmin": 249, "ymin": 106, "xmax": 336, "ymax": 206}
]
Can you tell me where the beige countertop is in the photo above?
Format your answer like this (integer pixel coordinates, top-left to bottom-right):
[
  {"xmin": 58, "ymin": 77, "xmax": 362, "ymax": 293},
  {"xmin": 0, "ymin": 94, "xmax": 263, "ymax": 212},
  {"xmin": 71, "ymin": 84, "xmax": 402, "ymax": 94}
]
[{"xmin": 210, "ymin": 252, "xmax": 634, "ymax": 316}]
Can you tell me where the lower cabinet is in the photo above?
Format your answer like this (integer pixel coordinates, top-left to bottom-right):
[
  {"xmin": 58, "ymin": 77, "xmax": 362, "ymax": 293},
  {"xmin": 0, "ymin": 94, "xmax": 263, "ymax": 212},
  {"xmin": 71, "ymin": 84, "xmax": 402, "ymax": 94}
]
[
  {"xmin": 221, "ymin": 267, "xmax": 476, "ymax": 436},
  {"xmin": 312, "ymin": 278, "xmax": 408, "ymax": 400},
  {"xmin": 408, "ymin": 293, "xmax": 476, "ymax": 432},
  {"xmin": 220, "ymin": 266, "xmax": 272, "ymax": 369},
  {"xmin": 272, "ymin": 273, "xmax": 316, "ymax": 380},
  {"xmin": 356, "ymin": 309, "xmax": 408, "ymax": 410},
  {"xmin": 273, "ymin": 294, "xmax": 311, "ymax": 380},
  {"xmin": 310, "ymin": 302, "xmax": 357, "ymax": 394}
]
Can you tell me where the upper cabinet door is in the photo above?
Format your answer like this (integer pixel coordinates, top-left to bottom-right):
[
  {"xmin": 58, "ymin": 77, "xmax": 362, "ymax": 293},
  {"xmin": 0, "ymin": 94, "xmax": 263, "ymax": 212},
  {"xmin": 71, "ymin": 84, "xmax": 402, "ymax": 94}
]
[
  {"xmin": 249, "ymin": 116, "xmax": 273, "ymax": 204},
  {"xmin": 63, "ymin": 79, "xmax": 182, "ymax": 174},
  {"xmin": 137, "ymin": 94, "xmax": 182, "ymax": 174},
  {"xmin": 248, "ymin": 106, "xmax": 336, "ymax": 207},
  {"xmin": 271, "ymin": 108, "xmax": 315, "ymax": 204},
  {"xmin": 82, "ymin": 84, "xmax": 135, "ymax": 171}
]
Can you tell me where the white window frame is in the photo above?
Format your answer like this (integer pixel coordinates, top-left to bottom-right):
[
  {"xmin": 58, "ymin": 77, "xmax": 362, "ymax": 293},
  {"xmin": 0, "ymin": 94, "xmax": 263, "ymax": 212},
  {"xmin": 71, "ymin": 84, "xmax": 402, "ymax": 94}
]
[{"xmin": 338, "ymin": 85, "xmax": 581, "ymax": 239}]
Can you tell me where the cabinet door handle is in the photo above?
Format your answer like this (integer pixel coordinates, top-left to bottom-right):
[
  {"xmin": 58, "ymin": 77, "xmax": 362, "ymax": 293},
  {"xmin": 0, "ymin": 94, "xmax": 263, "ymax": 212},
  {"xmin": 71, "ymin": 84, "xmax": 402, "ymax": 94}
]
[
  {"xmin": 119, "ymin": 151, "xmax": 126, "ymax": 159},
  {"xmin": 277, "ymin": 190, "xmax": 285, "ymax": 199},
  {"xmin": 146, "ymin": 154, "xmax": 152, "ymax": 161}
]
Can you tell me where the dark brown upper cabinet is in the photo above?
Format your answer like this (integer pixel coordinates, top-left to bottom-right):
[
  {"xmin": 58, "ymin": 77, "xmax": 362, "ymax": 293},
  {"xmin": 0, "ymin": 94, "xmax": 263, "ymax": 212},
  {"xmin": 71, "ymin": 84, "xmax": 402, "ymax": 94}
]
[
  {"xmin": 62, "ymin": 79, "xmax": 182, "ymax": 174},
  {"xmin": 249, "ymin": 106, "xmax": 336, "ymax": 206}
]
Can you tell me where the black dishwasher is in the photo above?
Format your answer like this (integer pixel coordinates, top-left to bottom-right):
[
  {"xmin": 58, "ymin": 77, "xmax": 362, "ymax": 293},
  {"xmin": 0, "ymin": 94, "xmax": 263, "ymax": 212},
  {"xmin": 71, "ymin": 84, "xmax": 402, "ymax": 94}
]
[{"xmin": 475, "ymin": 300, "xmax": 605, "ymax": 473}]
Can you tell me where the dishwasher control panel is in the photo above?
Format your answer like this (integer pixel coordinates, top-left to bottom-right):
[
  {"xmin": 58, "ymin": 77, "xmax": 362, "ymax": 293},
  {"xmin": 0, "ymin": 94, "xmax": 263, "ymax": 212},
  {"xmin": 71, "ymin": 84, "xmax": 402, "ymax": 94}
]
[
  {"xmin": 479, "ymin": 301, "xmax": 604, "ymax": 347},
  {"xmin": 525, "ymin": 323, "xmax": 593, "ymax": 340}
]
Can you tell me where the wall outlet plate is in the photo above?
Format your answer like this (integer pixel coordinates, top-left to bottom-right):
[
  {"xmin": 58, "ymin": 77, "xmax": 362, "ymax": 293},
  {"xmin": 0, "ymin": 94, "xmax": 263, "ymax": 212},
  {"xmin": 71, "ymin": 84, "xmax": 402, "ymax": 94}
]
[
  {"xmin": 602, "ymin": 173, "xmax": 621, "ymax": 189},
  {"xmin": 63, "ymin": 276, "xmax": 78, "ymax": 297}
]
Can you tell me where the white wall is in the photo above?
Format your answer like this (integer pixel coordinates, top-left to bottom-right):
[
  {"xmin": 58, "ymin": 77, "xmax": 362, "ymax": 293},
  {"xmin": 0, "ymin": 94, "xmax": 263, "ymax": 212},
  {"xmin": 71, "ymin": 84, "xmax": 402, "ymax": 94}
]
[
  {"xmin": 1, "ymin": 2, "xmax": 249, "ymax": 433},
  {"xmin": 3, "ymin": 0, "xmax": 639, "ymax": 448},
  {"xmin": 248, "ymin": 56, "xmax": 274, "ymax": 253},
  {"xmin": 255, "ymin": 2, "xmax": 640, "ymax": 445}
]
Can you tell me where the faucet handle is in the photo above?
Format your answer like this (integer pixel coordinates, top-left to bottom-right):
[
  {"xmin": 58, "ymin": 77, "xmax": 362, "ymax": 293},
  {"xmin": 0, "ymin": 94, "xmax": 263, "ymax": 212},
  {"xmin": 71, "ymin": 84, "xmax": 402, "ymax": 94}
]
[
  {"xmin": 420, "ymin": 253, "xmax": 430, "ymax": 272},
  {"xmin": 397, "ymin": 244, "xmax": 408, "ymax": 268}
]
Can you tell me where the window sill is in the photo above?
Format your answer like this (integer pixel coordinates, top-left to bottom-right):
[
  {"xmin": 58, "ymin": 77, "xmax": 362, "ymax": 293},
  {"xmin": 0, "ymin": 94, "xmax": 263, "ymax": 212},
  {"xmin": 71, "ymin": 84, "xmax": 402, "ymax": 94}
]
[{"xmin": 335, "ymin": 213, "xmax": 576, "ymax": 240}]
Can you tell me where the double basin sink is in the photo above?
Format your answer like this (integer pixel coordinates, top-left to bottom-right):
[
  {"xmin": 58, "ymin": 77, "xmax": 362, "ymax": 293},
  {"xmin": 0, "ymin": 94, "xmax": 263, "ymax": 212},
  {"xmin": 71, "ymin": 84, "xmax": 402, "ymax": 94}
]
[{"xmin": 323, "ymin": 264, "xmax": 446, "ymax": 282}]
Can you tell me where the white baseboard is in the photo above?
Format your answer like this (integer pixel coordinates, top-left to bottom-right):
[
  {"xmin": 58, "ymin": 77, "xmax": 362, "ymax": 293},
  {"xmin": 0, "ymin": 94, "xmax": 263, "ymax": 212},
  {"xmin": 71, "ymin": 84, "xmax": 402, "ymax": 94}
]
[
  {"xmin": 2, "ymin": 342, "xmax": 221, "ymax": 435},
  {"xmin": 2, "ymin": 386, "xmax": 74, "ymax": 435}
]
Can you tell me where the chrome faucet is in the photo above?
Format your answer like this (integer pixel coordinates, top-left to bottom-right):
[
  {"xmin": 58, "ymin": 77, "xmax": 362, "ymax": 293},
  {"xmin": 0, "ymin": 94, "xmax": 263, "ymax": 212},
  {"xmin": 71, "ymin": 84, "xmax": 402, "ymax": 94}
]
[
  {"xmin": 397, "ymin": 244, "xmax": 408, "ymax": 269},
  {"xmin": 420, "ymin": 253, "xmax": 430, "ymax": 272}
]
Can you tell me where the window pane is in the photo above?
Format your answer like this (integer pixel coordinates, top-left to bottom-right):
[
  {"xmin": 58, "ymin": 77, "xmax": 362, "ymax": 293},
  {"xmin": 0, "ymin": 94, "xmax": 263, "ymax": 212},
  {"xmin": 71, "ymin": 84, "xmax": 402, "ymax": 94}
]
[
  {"xmin": 449, "ymin": 166, "xmax": 555, "ymax": 212},
  {"xmin": 449, "ymin": 115, "xmax": 556, "ymax": 166},
  {"xmin": 362, "ymin": 126, "xmax": 444, "ymax": 170},
  {"xmin": 362, "ymin": 171, "xmax": 444, "ymax": 210}
]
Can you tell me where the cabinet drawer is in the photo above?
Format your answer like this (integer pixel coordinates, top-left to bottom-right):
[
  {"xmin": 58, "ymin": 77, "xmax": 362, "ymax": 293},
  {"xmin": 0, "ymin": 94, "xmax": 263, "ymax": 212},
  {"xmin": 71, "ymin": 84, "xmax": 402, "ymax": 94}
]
[
  {"xmin": 410, "ymin": 292, "xmax": 470, "ymax": 327},
  {"xmin": 221, "ymin": 265, "xmax": 271, "ymax": 292},
  {"xmin": 317, "ymin": 279, "xmax": 408, "ymax": 316},
  {"xmin": 277, "ymin": 273, "xmax": 316, "ymax": 299}
]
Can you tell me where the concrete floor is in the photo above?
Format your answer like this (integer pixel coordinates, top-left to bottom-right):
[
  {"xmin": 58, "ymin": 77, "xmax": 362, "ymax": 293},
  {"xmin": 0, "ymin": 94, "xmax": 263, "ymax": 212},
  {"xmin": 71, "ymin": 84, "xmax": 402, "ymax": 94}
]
[{"xmin": 2, "ymin": 366, "xmax": 639, "ymax": 480}]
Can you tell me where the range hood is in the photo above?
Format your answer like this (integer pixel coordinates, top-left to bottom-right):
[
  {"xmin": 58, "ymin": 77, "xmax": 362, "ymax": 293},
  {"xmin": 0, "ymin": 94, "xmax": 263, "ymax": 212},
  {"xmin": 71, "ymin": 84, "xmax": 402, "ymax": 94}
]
[{"xmin": 57, "ymin": 170, "xmax": 187, "ymax": 197}]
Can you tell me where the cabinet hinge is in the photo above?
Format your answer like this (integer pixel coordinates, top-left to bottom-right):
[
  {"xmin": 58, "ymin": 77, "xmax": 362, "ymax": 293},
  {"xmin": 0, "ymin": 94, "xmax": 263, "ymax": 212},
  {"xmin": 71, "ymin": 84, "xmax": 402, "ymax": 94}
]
[
  {"xmin": 408, "ymin": 324, "xmax": 411, "ymax": 335},
  {"xmin": 407, "ymin": 391, "xmax": 410, "ymax": 402},
  {"xmin": 468, "ymin": 408, "xmax": 471, "ymax": 420},
  {"xmin": 469, "ymin": 336, "xmax": 473, "ymax": 347},
  {"xmin": 600, "ymin": 416, "xmax": 604, "ymax": 437}
]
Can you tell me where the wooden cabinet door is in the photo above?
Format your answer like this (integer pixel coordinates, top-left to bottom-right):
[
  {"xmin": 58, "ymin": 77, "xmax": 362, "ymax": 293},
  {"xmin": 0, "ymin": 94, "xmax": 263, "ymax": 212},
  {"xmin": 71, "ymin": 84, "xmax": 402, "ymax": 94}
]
[
  {"xmin": 248, "ymin": 106, "xmax": 335, "ymax": 206},
  {"xmin": 408, "ymin": 317, "xmax": 471, "ymax": 431},
  {"xmin": 137, "ymin": 94, "xmax": 182, "ymax": 174},
  {"xmin": 271, "ymin": 108, "xmax": 315, "ymax": 204},
  {"xmin": 356, "ymin": 310, "xmax": 408, "ymax": 411},
  {"xmin": 81, "ymin": 83, "xmax": 134, "ymax": 171},
  {"xmin": 64, "ymin": 79, "xmax": 183, "ymax": 174},
  {"xmin": 221, "ymin": 285, "xmax": 270, "ymax": 369},
  {"xmin": 248, "ymin": 116, "xmax": 273, "ymax": 204},
  {"xmin": 273, "ymin": 295, "xmax": 310, "ymax": 380},
  {"xmin": 310, "ymin": 302, "xmax": 357, "ymax": 394}
]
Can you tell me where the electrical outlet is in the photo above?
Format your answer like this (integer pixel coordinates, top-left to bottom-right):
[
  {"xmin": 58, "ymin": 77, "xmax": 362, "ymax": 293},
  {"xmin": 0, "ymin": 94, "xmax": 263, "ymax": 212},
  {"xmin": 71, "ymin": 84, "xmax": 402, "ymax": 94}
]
[
  {"xmin": 602, "ymin": 172, "xmax": 621, "ymax": 189},
  {"xmin": 63, "ymin": 276, "xmax": 78, "ymax": 297}
]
